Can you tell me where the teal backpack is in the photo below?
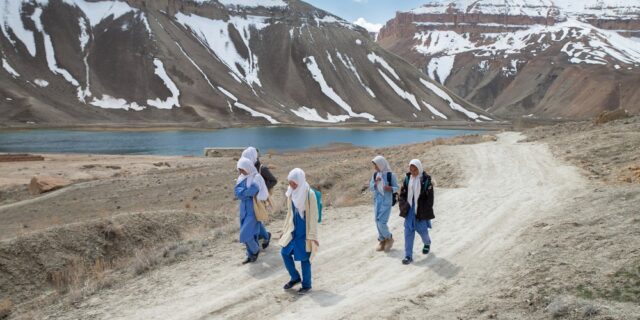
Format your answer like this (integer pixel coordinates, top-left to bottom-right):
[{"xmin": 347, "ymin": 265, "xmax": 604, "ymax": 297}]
[{"xmin": 308, "ymin": 188, "xmax": 323, "ymax": 223}]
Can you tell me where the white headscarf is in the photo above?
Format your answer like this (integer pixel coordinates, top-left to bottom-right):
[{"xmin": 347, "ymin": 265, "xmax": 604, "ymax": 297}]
[
  {"xmin": 372, "ymin": 155, "xmax": 391, "ymax": 194},
  {"xmin": 237, "ymin": 157, "xmax": 269, "ymax": 200},
  {"xmin": 286, "ymin": 168, "xmax": 310, "ymax": 217},
  {"xmin": 408, "ymin": 159, "xmax": 424, "ymax": 209},
  {"xmin": 241, "ymin": 147, "xmax": 259, "ymax": 165}
]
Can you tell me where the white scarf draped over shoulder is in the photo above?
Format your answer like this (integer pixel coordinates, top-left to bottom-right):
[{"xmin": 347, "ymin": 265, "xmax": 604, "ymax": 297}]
[
  {"xmin": 236, "ymin": 157, "xmax": 269, "ymax": 200},
  {"xmin": 407, "ymin": 159, "xmax": 424, "ymax": 209},
  {"xmin": 286, "ymin": 168, "xmax": 310, "ymax": 217}
]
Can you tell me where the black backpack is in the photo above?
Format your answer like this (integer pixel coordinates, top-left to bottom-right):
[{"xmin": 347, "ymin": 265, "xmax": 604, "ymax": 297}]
[{"xmin": 374, "ymin": 172, "xmax": 398, "ymax": 206}]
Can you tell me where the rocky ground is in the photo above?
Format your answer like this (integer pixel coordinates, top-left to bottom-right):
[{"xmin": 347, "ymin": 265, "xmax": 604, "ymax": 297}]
[{"xmin": 0, "ymin": 120, "xmax": 638, "ymax": 319}]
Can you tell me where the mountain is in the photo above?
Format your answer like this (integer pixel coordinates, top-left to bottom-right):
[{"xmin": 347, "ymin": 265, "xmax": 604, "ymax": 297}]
[
  {"xmin": 377, "ymin": 0, "xmax": 640, "ymax": 120},
  {"xmin": 0, "ymin": 0, "xmax": 492, "ymax": 128}
]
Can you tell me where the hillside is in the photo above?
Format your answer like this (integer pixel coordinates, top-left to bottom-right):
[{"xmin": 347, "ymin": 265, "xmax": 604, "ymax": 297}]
[
  {"xmin": 0, "ymin": 0, "xmax": 492, "ymax": 128},
  {"xmin": 377, "ymin": 0, "xmax": 640, "ymax": 119}
]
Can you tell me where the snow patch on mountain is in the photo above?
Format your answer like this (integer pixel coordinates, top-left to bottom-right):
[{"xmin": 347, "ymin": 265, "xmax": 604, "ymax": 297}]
[
  {"xmin": 335, "ymin": 51, "xmax": 376, "ymax": 98},
  {"xmin": 34, "ymin": 79, "xmax": 49, "ymax": 87},
  {"xmin": 414, "ymin": 19, "xmax": 640, "ymax": 72},
  {"xmin": 213, "ymin": 0, "xmax": 287, "ymax": 8},
  {"xmin": 78, "ymin": 17, "xmax": 92, "ymax": 101},
  {"xmin": 414, "ymin": 31, "xmax": 474, "ymax": 56},
  {"xmin": 234, "ymin": 102, "xmax": 280, "ymax": 124},
  {"xmin": 304, "ymin": 56, "xmax": 377, "ymax": 122},
  {"xmin": 377, "ymin": 69, "xmax": 421, "ymax": 111},
  {"xmin": 175, "ymin": 12, "xmax": 268, "ymax": 87},
  {"xmin": 420, "ymin": 78, "xmax": 481, "ymax": 120},
  {"xmin": 410, "ymin": 0, "xmax": 557, "ymax": 17},
  {"xmin": 291, "ymin": 106, "xmax": 351, "ymax": 123},
  {"xmin": 90, "ymin": 95, "xmax": 144, "ymax": 111},
  {"xmin": 0, "ymin": 0, "xmax": 38, "ymax": 56},
  {"xmin": 421, "ymin": 100, "xmax": 448, "ymax": 119},
  {"xmin": 61, "ymin": 0, "xmax": 137, "ymax": 27},
  {"xmin": 367, "ymin": 52, "xmax": 400, "ymax": 80},
  {"xmin": 146, "ymin": 58, "xmax": 180, "ymax": 110},
  {"xmin": 2, "ymin": 58, "xmax": 20, "ymax": 78},
  {"xmin": 427, "ymin": 55, "xmax": 455, "ymax": 84},
  {"xmin": 217, "ymin": 86, "xmax": 279, "ymax": 124},
  {"xmin": 175, "ymin": 42, "xmax": 217, "ymax": 93},
  {"xmin": 32, "ymin": 7, "xmax": 85, "ymax": 102}
]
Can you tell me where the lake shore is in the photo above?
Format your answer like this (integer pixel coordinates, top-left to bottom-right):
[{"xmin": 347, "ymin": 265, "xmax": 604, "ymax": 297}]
[{"xmin": 0, "ymin": 120, "xmax": 514, "ymax": 132}]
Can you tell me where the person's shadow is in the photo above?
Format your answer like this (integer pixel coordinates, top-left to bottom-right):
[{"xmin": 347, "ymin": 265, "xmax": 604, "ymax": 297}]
[
  {"xmin": 283, "ymin": 289, "xmax": 345, "ymax": 307},
  {"xmin": 385, "ymin": 248, "xmax": 462, "ymax": 279},
  {"xmin": 414, "ymin": 253, "xmax": 462, "ymax": 279},
  {"xmin": 308, "ymin": 289, "xmax": 345, "ymax": 307},
  {"xmin": 247, "ymin": 246, "xmax": 285, "ymax": 279}
]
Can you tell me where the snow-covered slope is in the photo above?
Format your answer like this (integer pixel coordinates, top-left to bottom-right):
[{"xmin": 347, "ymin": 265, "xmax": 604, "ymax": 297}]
[
  {"xmin": 0, "ymin": 0, "xmax": 491, "ymax": 127},
  {"xmin": 409, "ymin": 0, "xmax": 640, "ymax": 19},
  {"xmin": 378, "ymin": 0, "xmax": 640, "ymax": 119},
  {"xmin": 410, "ymin": 0, "xmax": 558, "ymax": 18}
]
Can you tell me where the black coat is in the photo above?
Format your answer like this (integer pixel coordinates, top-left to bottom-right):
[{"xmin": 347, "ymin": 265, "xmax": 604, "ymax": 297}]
[
  {"xmin": 256, "ymin": 160, "xmax": 277, "ymax": 191},
  {"xmin": 398, "ymin": 172, "xmax": 435, "ymax": 220}
]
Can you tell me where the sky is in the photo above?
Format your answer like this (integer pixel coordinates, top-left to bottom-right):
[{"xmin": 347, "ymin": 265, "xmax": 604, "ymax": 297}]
[{"xmin": 304, "ymin": 0, "xmax": 428, "ymax": 32}]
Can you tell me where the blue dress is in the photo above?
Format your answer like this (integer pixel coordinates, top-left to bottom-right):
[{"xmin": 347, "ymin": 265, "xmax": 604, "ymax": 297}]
[
  {"xmin": 234, "ymin": 179, "xmax": 260, "ymax": 255},
  {"xmin": 281, "ymin": 204, "xmax": 310, "ymax": 261},
  {"xmin": 280, "ymin": 203, "xmax": 313, "ymax": 289}
]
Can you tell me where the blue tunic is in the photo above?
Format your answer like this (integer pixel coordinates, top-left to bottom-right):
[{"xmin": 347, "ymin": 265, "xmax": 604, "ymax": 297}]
[
  {"xmin": 234, "ymin": 179, "xmax": 260, "ymax": 244},
  {"xmin": 282, "ymin": 203, "xmax": 310, "ymax": 261},
  {"xmin": 369, "ymin": 171, "xmax": 399, "ymax": 241}
]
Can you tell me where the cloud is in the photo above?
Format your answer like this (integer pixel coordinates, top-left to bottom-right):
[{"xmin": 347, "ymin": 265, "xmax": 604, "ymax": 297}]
[
  {"xmin": 353, "ymin": 17, "xmax": 383, "ymax": 33},
  {"xmin": 352, "ymin": 0, "xmax": 369, "ymax": 3}
]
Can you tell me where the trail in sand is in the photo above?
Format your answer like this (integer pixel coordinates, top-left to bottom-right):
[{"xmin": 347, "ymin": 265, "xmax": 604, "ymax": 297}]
[{"xmin": 51, "ymin": 132, "xmax": 585, "ymax": 320}]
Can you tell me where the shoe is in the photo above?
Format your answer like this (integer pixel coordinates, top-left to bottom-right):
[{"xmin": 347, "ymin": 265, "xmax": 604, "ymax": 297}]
[
  {"xmin": 384, "ymin": 237, "xmax": 394, "ymax": 252},
  {"xmin": 242, "ymin": 251, "xmax": 259, "ymax": 264},
  {"xmin": 422, "ymin": 244, "xmax": 431, "ymax": 255},
  {"xmin": 376, "ymin": 239, "xmax": 386, "ymax": 252},
  {"xmin": 262, "ymin": 232, "xmax": 272, "ymax": 249},
  {"xmin": 283, "ymin": 279, "xmax": 301, "ymax": 290},
  {"xmin": 298, "ymin": 287, "xmax": 312, "ymax": 295},
  {"xmin": 402, "ymin": 257, "xmax": 413, "ymax": 265}
]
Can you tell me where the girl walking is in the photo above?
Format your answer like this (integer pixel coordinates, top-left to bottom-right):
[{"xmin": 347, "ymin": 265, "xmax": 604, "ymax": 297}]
[
  {"xmin": 398, "ymin": 159, "xmax": 435, "ymax": 265},
  {"xmin": 279, "ymin": 168, "xmax": 319, "ymax": 295},
  {"xmin": 369, "ymin": 156, "xmax": 398, "ymax": 252},
  {"xmin": 234, "ymin": 157, "xmax": 269, "ymax": 264},
  {"xmin": 242, "ymin": 147, "xmax": 277, "ymax": 249}
]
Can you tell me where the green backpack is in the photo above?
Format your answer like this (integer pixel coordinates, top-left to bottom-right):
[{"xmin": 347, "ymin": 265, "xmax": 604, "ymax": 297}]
[{"xmin": 308, "ymin": 188, "xmax": 323, "ymax": 223}]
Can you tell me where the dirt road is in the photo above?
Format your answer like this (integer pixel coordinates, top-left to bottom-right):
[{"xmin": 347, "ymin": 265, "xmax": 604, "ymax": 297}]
[{"xmin": 45, "ymin": 133, "xmax": 587, "ymax": 319}]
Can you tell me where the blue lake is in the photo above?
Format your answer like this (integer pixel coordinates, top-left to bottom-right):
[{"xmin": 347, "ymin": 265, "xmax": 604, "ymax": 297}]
[{"xmin": 0, "ymin": 127, "xmax": 483, "ymax": 156}]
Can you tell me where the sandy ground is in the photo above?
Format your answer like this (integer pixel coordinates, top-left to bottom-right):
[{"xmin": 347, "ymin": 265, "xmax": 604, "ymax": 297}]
[
  {"xmin": 26, "ymin": 132, "xmax": 637, "ymax": 320},
  {"xmin": 0, "ymin": 154, "xmax": 208, "ymax": 206}
]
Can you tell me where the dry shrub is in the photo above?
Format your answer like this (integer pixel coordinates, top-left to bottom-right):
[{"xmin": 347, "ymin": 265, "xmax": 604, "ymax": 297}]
[
  {"xmin": 47, "ymin": 257, "xmax": 115, "ymax": 297},
  {"xmin": 546, "ymin": 296, "xmax": 570, "ymax": 318},
  {"xmin": 132, "ymin": 250, "xmax": 161, "ymax": 275},
  {"xmin": 48, "ymin": 258, "xmax": 83, "ymax": 294},
  {"xmin": 0, "ymin": 299, "xmax": 12, "ymax": 319}
]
